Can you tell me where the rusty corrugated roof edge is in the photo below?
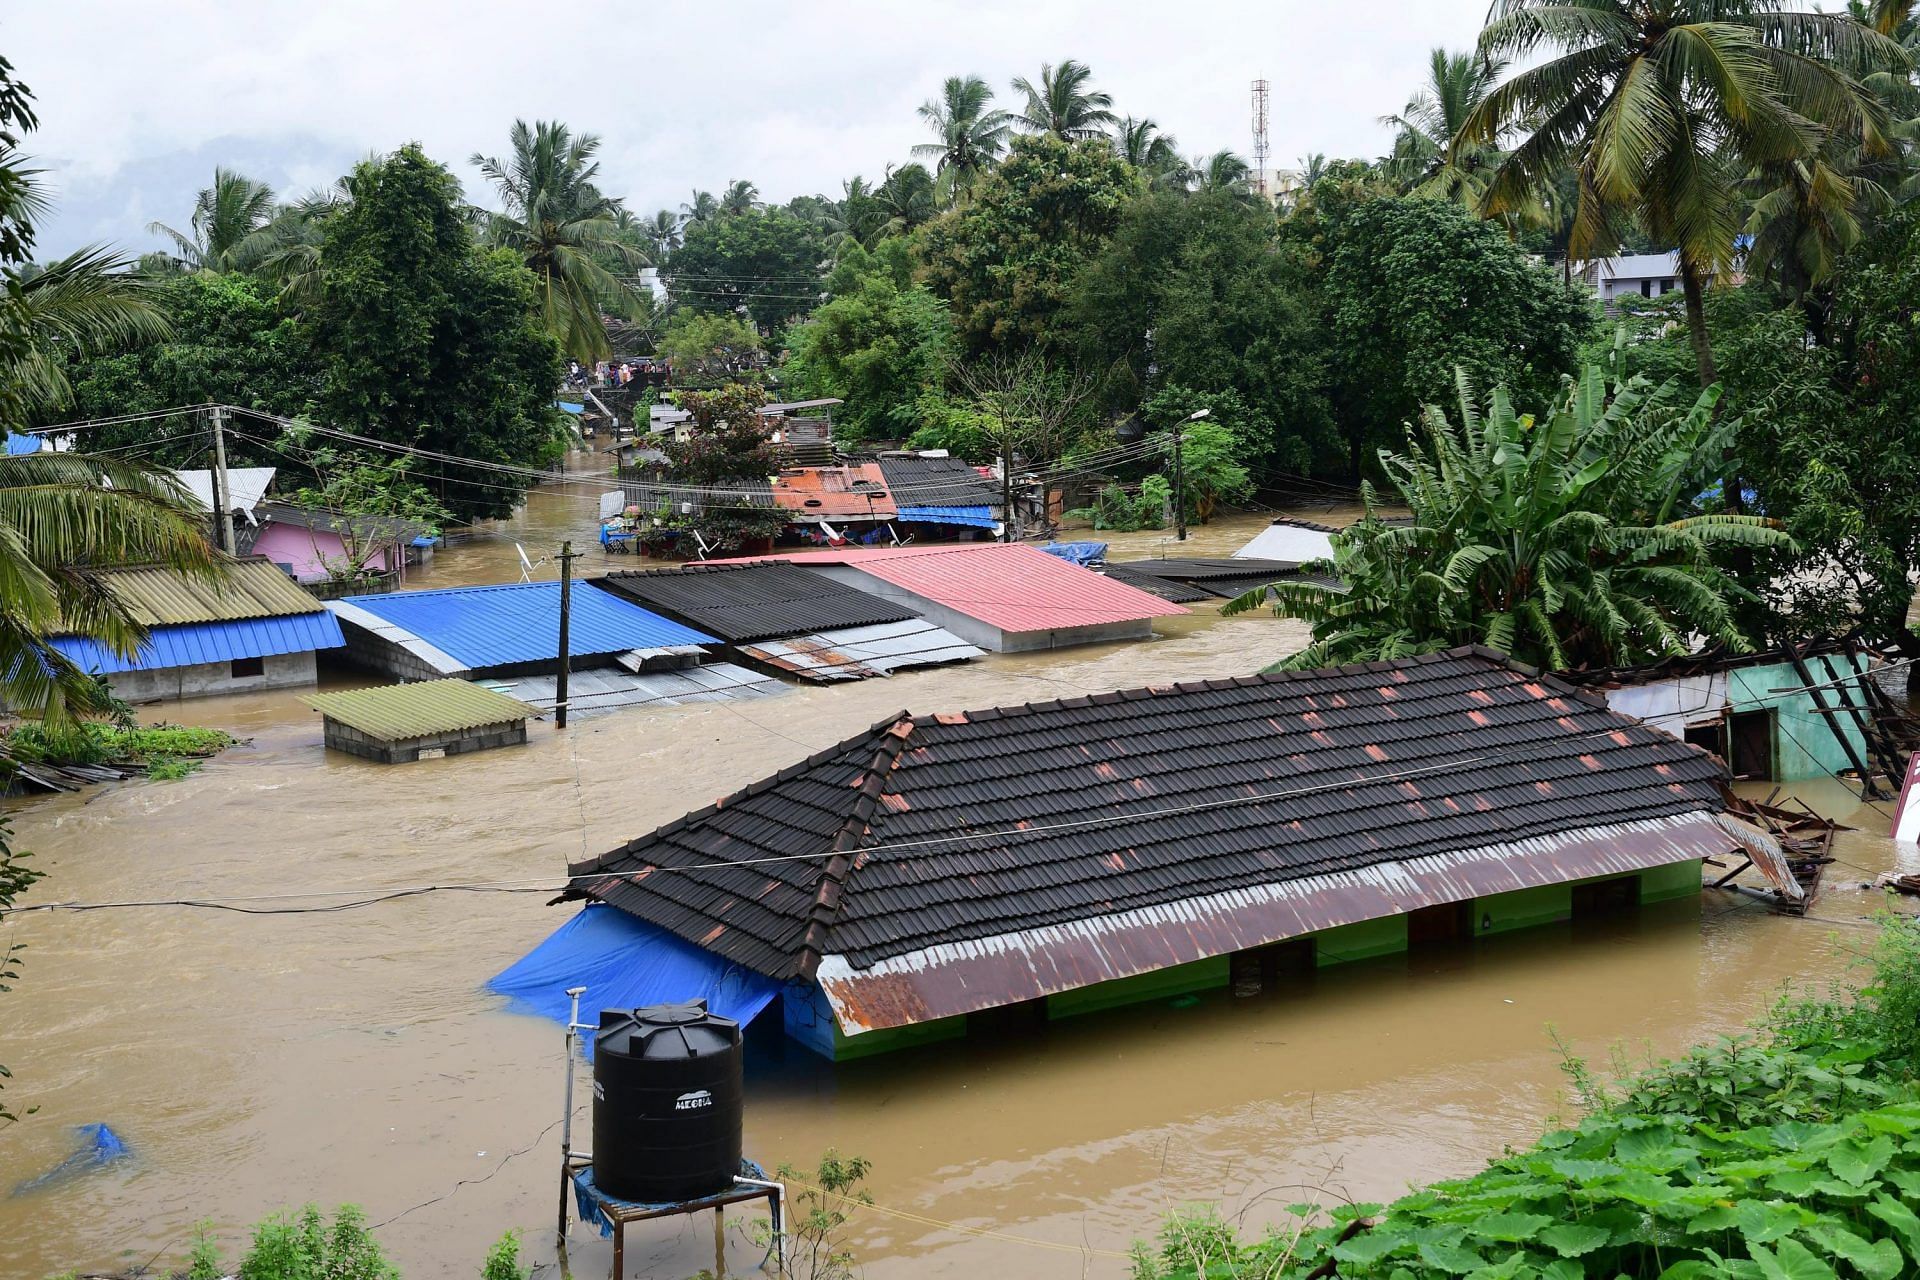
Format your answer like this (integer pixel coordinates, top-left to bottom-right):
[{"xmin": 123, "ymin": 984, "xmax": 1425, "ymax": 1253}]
[
  {"xmin": 1710, "ymin": 811, "xmax": 1804, "ymax": 902},
  {"xmin": 816, "ymin": 811, "xmax": 1733, "ymax": 1034}
]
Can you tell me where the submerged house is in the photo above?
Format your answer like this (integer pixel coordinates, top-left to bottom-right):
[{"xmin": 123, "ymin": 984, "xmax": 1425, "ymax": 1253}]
[
  {"xmin": 497, "ymin": 647, "xmax": 1773, "ymax": 1061},
  {"xmin": 325, "ymin": 581, "xmax": 784, "ymax": 713},
  {"xmin": 50, "ymin": 557, "xmax": 345, "ymax": 702},
  {"xmin": 1558, "ymin": 644, "xmax": 1879, "ymax": 783},
  {"xmin": 727, "ymin": 543, "xmax": 1187, "ymax": 652},
  {"xmin": 592, "ymin": 562, "xmax": 983, "ymax": 682},
  {"xmin": 873, "ymin": 453, "xmax": 1002, "ymax": 536},
  {"xmin": 242, "ymin": 502, "xmax": 426, "ymax": 586}
]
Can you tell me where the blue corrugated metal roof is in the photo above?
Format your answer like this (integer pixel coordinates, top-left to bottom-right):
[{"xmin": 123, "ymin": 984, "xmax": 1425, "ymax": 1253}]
[
  {"xmin": 51, "ymin": 611, "xmax": 345, "ymax": 674},
  {"xmin": 334, "ymin": 581, "xmax": 716, "ymax": 670},
  {"xmin": 897, "ymin": 504, "xmax": 997, "ymax": 529}
]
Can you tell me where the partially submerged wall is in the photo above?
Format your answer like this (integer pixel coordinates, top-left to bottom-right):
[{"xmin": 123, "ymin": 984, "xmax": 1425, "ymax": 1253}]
[
  {"xmin": 106, "ymin": 651, "xmax": 316, "ymax": 704},
  {"xmin": 320, "ymin": 717, "xmax": 528, "ymax": 764}
]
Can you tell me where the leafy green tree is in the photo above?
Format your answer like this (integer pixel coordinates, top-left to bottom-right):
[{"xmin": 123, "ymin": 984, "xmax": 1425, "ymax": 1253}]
[
  {"xmin": 1070, "ymin": 190, "xmax": 1333, "ymax": 473},
  {"xmin": 147, "ymin": 167, "xmax": 281, "ymax": 274},
  {"xmin": 665, "ymin": 208, "xmax": 824, "ymax": 332},
  {"xmin": 1317, "ymin": 195, "xmax": 1592, "ymax": 478},
  {"xmin": 920, "ymin": 134, "xmax": 1139, "ymax": 354},
  {"xmin": 783, "ymin": 245, "xmax": 954, "ymax": 441},
  {"xmin": 657, "ymin": 309, "xmax": 764, "ymax": 379},
  {"xmin": 1162, "ymin": 413, "xmax": 1251, "ymax": 523},
  {"xmin": 56, "ymin": 272, "xmax": 321, "ymax": 463},
  {"xmin": 471, "ymin": 119, "xmax": 647, "ymax": 361},
  {"xmin": 912, "ymin": 75, "xmax": 1010, "ymax": 202},
  {"xmin": 1010, "ymin": 59, "xmax": 1117, "ymax": 140},
  {"xmin": 1462, "ymin": 0, "xmax": 1904, "ymax": 390},
  {"xmin": 311, "ymin": 144, "xmax": 565, "ymax": 523},
  {"xmin": 872, "ymin": 163, "xmax": 938, "ymax": 239},
  {"xmin": 1231, "ymin": 364, "xmax": 1790, "ymax": 671},
  {"xmin": 662, "ymin": 383, "xmax": 784, "ymax": 550}
]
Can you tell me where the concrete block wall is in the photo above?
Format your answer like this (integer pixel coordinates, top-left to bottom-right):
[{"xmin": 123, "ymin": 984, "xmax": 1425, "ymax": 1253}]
[
  {"xmin": 321, "ymin": 718, "xmax": 528, "ymax": 764},
  {"xmin": 107, "ymin": 651, "xmax": 316, "ymax": 704}
]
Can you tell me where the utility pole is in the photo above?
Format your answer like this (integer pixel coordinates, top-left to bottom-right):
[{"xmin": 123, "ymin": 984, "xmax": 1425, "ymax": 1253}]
[
  {"xmin": 209, "ymin": 405, "xmax": 236, "ymax": 555},
  {"xmin": 1000, "ymin": 437, "xmax": 1015, "ymax": 544},
  {"xmin": 1172, "ymin": 417, "xmax": 1187, "ymax": 543},
  {"xmin": 556, "ymin": 541, "xmax": 575, "ymax": 729}
]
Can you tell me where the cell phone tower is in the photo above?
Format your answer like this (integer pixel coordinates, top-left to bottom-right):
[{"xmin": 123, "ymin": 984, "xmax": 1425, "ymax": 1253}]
[{"xmin": 1251, "ymin": 79, "xmax": 1271, "ymax": 200}]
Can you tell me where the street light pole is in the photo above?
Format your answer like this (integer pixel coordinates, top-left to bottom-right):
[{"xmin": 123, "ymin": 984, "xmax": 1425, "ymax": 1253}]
[{"xmin": 1173, "ymin": 408, "xmax": 1209, "ymax": 543}]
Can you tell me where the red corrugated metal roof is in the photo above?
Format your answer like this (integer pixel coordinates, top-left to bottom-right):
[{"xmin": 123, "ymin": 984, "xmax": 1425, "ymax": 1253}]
[
  {"xmin": 719, "ymin": 543, "xmax": 1187, "ymax": 632},
  {"xmin": 769, "ymin": 465, "xmax": 895, "ymax": 520}
]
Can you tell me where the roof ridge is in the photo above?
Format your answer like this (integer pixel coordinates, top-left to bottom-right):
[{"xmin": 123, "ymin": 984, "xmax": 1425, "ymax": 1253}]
[{"xmin": 795, "ymin": 712, "xmax": 916, "ymax": 979}]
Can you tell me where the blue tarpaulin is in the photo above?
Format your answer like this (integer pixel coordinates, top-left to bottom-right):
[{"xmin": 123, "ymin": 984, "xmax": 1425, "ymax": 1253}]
[
  {"xmin": 897, "ymin": 504, "xmax": 997, "ymax": 530},
  {"xmin": 51, "ymin": 612, "xmax": 345, "ymax": 674},
  {"xmin": 5, "ymin": 431, "xmax": 43, "ymax": 456},
  {"xmin": 10, "ymin": 1124, "xmax": 129, "ymax": 1197},
  {"xmin": 1041, "ymin": 541, "xmax": 1107, "ymax": 566},
  {"xmin": 570, "ymin": 1158, "xmax": 770, "ymax": 1237},
  {"xmin": 489, "ymin": 905, "xmax": 783, "ymax": 1055},
  {"xmin": 556, "ymin": 401, "xmax": 586, "ymax": 414}
]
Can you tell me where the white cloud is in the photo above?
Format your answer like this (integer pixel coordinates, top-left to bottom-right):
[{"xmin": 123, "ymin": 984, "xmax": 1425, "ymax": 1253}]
[{"xmin": 6, "ymin": 0, "xmax": 1489, "ymax": 255}]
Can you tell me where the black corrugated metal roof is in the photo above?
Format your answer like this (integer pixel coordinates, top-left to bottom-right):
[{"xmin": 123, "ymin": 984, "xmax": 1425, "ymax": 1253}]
[
  {"xmin": 592, "ymin": 561, "xmax": 918, "ymax": 643},
  {"xmin": 873, "ymin": 455, "xmax": 1001, "ymax": 507},
  {"xmin": 570, "ymin": 647, "xmax": 1727, "ymax": 981},
  {"xmin": 1100, "ymin": 563, "xmax": 1215, "ymax": 603},
  {"xmin": 1119, "ymin": 557, "xmax": 1303, "ymax": 581},
  {"xmin": 1103, "ymin": 558, "xmax": 1324, "ymax": 601}
]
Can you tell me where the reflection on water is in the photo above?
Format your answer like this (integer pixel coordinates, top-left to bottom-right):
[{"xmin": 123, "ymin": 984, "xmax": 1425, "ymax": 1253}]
[{"xmin": 0, "ymin": 471, "xmax": 1902, "ymax": 1280}]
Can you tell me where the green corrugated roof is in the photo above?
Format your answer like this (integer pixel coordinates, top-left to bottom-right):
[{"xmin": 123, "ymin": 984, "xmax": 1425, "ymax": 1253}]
[
  {"xmin": 87, "ymin": 556, "xmax": 323, "ymax": 626},
  {"xmin": 305, "ymin": 680, "xmax": 535, "ymax": 741}
]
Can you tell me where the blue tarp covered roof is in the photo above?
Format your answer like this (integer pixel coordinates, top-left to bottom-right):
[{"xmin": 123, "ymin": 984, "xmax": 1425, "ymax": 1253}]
[
  {"xmin": 50, "ymin": 612, "xmax": 345, "ymax": 674},
  {"xmin": 897, "ymin": 504, "xmax": 997, "ymax": 530},
  {"xmin": 490, "ymin": 904, "xmax": 783, "ymax": 1054},
  {"xmin": 335, "ymin": 581, "xmax": 716, "ymax": 669},
  {"xmin": 5, "ymin": 431, "xmax": 44, "ymax": 456},
  {"xmin": 1041, "ymin": 541, "xmax": 1107, "ymax": 566}
]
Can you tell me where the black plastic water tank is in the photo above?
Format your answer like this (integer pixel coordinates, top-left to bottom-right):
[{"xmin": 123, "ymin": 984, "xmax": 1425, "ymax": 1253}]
[{"xmin": 592, "ymin": 1000, "xmax": 744, "ymax": 1203}]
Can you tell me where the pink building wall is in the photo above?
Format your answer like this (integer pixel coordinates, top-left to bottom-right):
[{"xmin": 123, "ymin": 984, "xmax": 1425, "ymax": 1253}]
[{"xmin": 251, "ymin": 522, "xmax": 397, "ymax": 583}]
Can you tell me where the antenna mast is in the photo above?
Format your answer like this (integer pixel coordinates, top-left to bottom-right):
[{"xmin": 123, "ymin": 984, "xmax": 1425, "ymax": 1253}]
[{"xmin": 1251, "ymin": 78, "xmax": 1270, "ymax": 200}]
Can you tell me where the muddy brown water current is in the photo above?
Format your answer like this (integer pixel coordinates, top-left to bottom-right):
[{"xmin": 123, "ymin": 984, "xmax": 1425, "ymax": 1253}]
[{"xmin": 3, "ymin": 468, "xmax": 1916, "ymax": 1279}]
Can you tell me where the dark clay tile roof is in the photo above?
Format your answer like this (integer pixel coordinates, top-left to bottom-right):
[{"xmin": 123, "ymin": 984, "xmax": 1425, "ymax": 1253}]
[
  {"xmin": 569, "ymin": 647, "xmax": 1726, "ymax": 980},
  {"xmin": 593, "ymin": 561, "xmax": 918, "ymax": 643}
]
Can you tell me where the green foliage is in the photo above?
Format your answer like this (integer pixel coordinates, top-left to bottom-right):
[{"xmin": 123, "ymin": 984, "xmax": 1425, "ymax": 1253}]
[
  {"xmin": 658, "ymin": 310, "xmax": 765, "ymax": 381},
  {"xmin": 768, "ymin": 1149, "xmax": 873, "ymax": 1280},
  {"xmin": 903, "ymin": 394, "xmax": 998, "ymax": 463},
  {"xmin": 1232, "ymin": 361, "xmax": 1790, "ymax": 671},
  {"xmin": 1317, "ymin": 197, "xmax": 1593, "ymax": 477},
  {"xmin": 665, "ymin": 208, "xmax": 825, "ymax": 332},
  {"xmin": 477, "ymin": 1230, "xmax": 529, "ymax": 1280},
  {"xmin": 783, "ymin": 247, "xmax": 953, "ymax": 441},
  {"xmin": 2, "ymin": 721, "xmax": 234, "ymax": 770},
  {"xmin": 1073, "ymin": 192, "xmax": 1333, "ymax": 474},
  {"xmin": 1136, "ymin": 914, "xmax": 1920, "ymax": 1280},
  {"xmin": 54, "ymin": 272, "xmax": 322, "ymax": 466},
  {"xmin": 311, "ymin": 145, "xmax": 565, "ymax": 523},
  {"xmin": 920, "ymin": 134, "xmax": 1140, "ymax": 355},
  {"xmin": 238, "ymin": 1205, "xmax": 395, "ymax": 1280},
  {"xmin": 659, "ymin": 384, "xmax": 784, "ymax": 551},
  {"xmin": 186, "ymin": 1220, "xmax": 222, "ymax": 1280},
  {"xmin": 1067, "ymin": 474, "xmax": 1171, "ymax": 532}
]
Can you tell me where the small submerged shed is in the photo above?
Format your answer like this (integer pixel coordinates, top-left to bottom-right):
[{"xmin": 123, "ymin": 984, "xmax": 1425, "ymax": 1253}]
[
  {"xmin": 49, "ymin": 557, "xmax": 344, "ymax": 702},
  {"xmin": 306, "ymin": 680, "xmax": 535, "ymax": 763},
  {"xmin": 499, "ymin": 647, "xmax": 1777, "ymax": 1061},
  {"xmin": 725, "ymin": 543, "xmax": 1187, "ymax": 652},
  {"xmin": 591, "ymin": 562, "xmax": 983, "ymax": 681}
]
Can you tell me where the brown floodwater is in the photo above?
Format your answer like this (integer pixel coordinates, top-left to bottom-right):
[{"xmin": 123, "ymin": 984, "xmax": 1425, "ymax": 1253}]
[{"xmin": 2, "ymin": 472, "xmax": 1912, "ymax": 1280}]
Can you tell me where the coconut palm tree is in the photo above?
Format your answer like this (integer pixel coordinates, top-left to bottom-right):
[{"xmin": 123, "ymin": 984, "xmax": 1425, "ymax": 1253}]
[
  {"xmin": 873, "ymin": 164, "xmax": 938, "ymax": 238},
  {"xmin": 1116, "ymin": 116, "xmax": 1186, "ymax": 188},
  {"xmin": 719, "ymin": 179, "xmax": 760, "ymax": 216},
  {"xmin": 1226, "ymin": 363, "xmax": 1792, "ymax": 672},
  {"xmin": 640, "ymin": 208, "xmax": 682, "ymax": 259},
  {"xmin": 1010, "ymin": 60, "xmax": 1117, "ymax": 140},
  {"xmin": 6, "ymin": 245, "xmax": 172, "ymax": 414},
  {"xmin": 1383, "ymin": 48, "xmax": 1513, "ymax": 213},
  {"xmin": 1459, "ymin": 1, "xmax": 1905, "ymax": 390},
  {"xmin": 913, "ymin": 75, "xmax": 1011, "ymax": 201},
  {"xmin": 470, "ymin": 118, "xmax": 646, "ymax": 361},
  {"xmin": 1189, "ymin": 149, "xmax": 1254, "ymax": 198},
  {"xmin": 681, "ymin": 189, "xmax": 719, "ymax": 225},
  {"xmin": 147, "ymin": 168, "xmax": 281, "ymax": 273}
]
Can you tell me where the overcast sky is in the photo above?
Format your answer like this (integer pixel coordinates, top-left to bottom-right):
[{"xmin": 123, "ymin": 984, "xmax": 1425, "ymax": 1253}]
[{"xmin": 9, "ymin": 0, "xmax": 1491, "ymax": 259}]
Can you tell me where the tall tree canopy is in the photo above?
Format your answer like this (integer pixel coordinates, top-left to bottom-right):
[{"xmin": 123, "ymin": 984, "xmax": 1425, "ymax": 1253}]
[
  {"xmin": 311, "ymin": 145, "xmax": 564, "ymax": 522},
  {"xmin": 664, "ymin": 208, "xmax": 825, "ymax": 333},
  {"xmin": 913, "ymin": 75, "xmax": 1010, "ymax": 201},
  {"xmin": 1010, "ymin": 59, "xmax": 1117, "ymax": 140},
  {"xmin": 919, "ymin": 134, "xmax": 1139, "ymax": 354}
]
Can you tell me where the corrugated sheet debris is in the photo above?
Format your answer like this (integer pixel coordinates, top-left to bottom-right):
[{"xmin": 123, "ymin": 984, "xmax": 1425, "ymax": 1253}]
[{"xmin": 738, "ymin": 619, "xmax": 985, "ymax": 681}]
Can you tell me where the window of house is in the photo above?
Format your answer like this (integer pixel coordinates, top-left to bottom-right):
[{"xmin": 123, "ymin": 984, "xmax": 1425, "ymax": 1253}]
[
  {"xmin": 1640, "ymin": 280, "xmax": 1653, "ymax": 297},
  {"xmin": 230, "ymin": 656, "xmax": 265, "ymax": 679},
  {"xmin": 1660, "ymin": 278, "xmax": 1675, "ymax": 294}
]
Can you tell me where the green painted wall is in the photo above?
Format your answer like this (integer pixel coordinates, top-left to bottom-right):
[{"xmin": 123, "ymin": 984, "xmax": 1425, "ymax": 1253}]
[
  {"xmin": 833, "ymin": 1013, "xmax": 965, "ymax": 1061},
  {"xmin": 1640, "ymin": 857, "xmax": 1704, "ymax": 904},
  {"xmin": 1473, "ymin": 883, "xmax": 1572, "ymax": 936},
  {"xmin": 1315, "ymin": 915, "xmax": 1409, "ymax": 965},
  {"xmin": 1724, "ymin": 658, "xmax": 1869, "ymax": 782},
  {"xmin": 1046, "ymin": 953, "xmax": 1230, "ymax": 1019}
]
